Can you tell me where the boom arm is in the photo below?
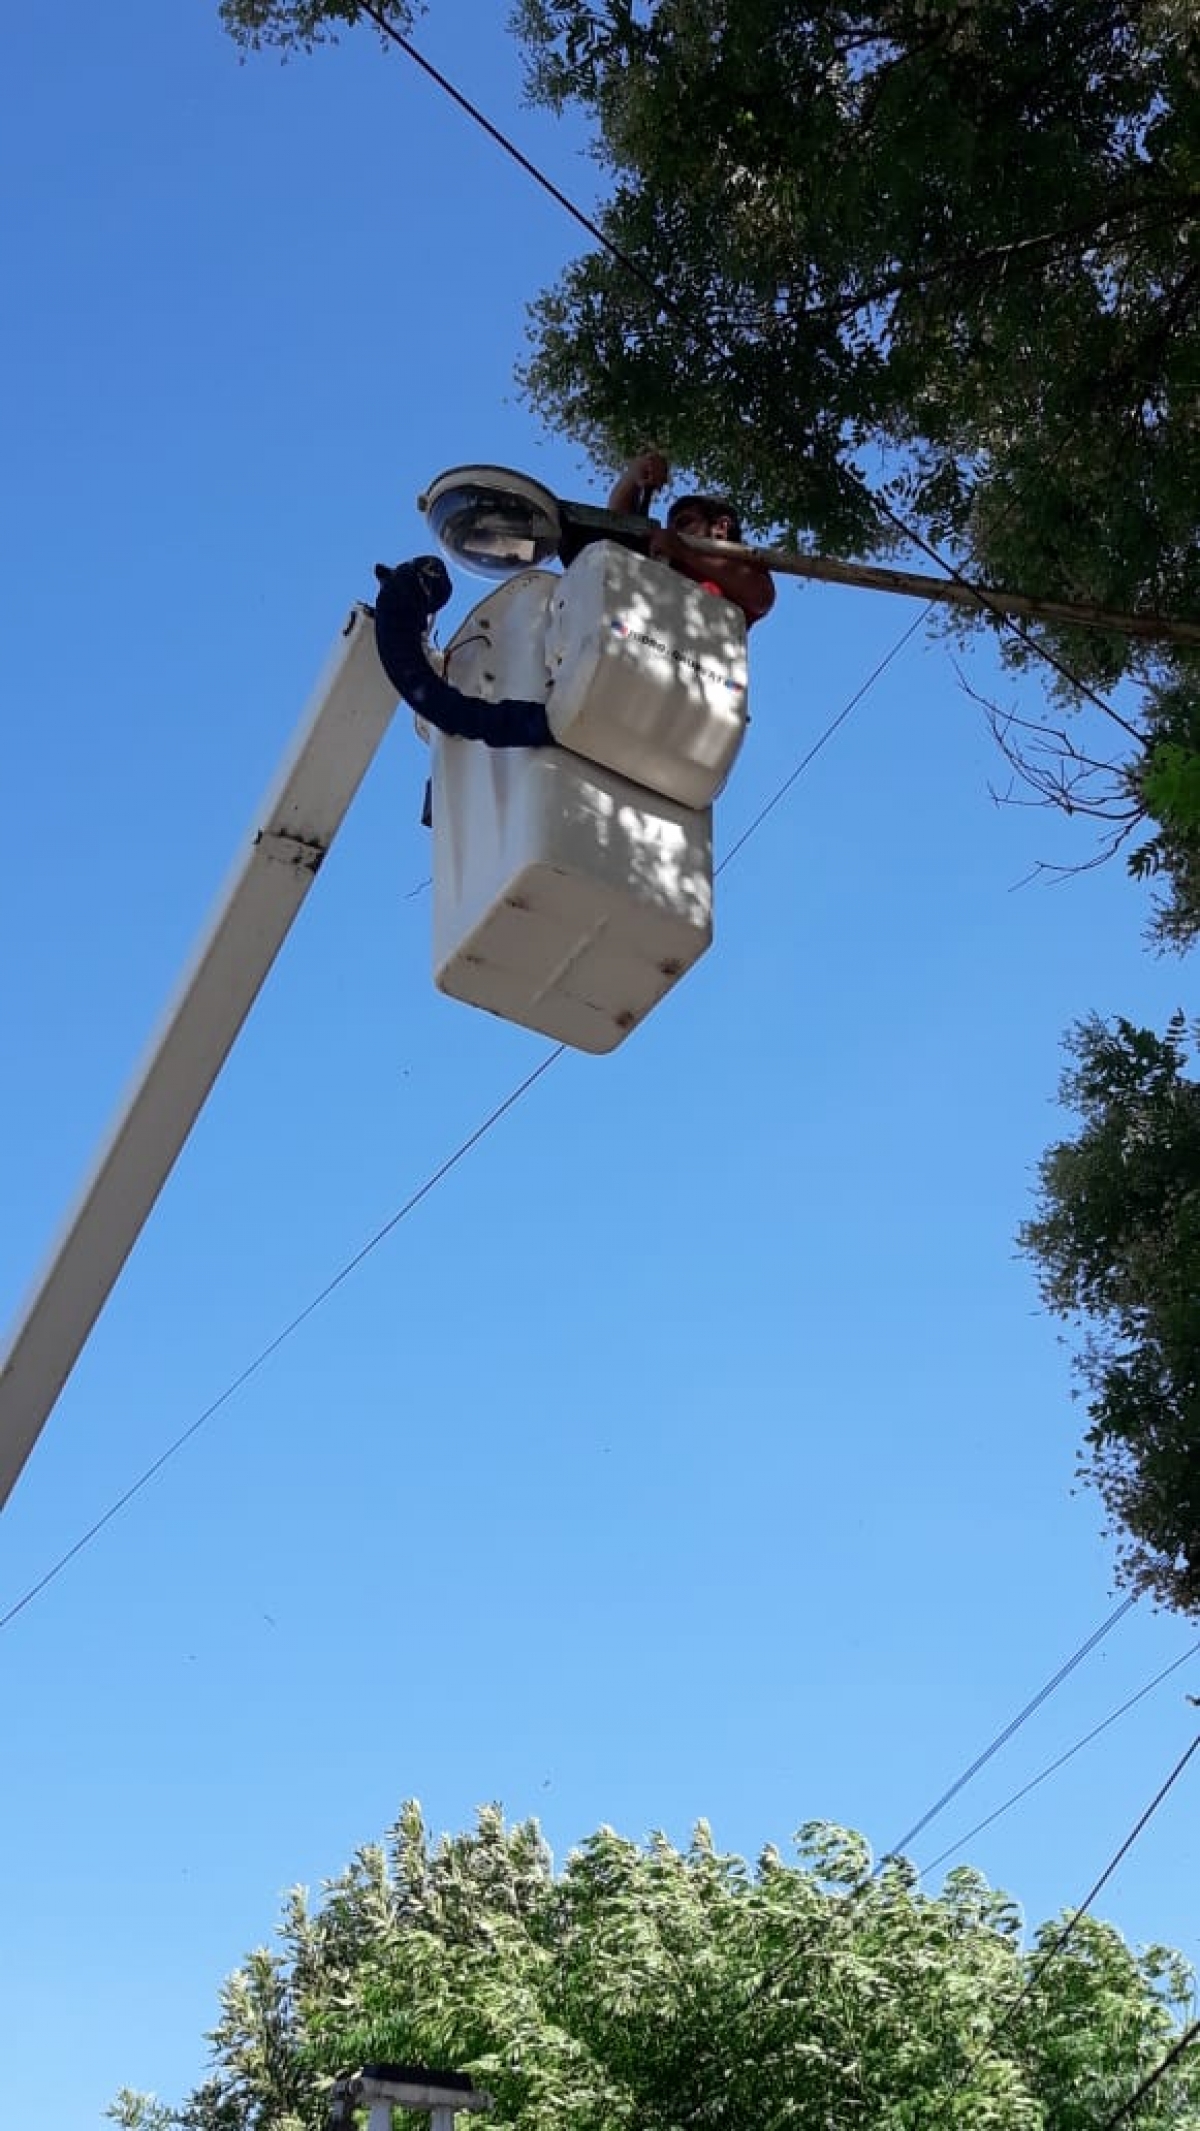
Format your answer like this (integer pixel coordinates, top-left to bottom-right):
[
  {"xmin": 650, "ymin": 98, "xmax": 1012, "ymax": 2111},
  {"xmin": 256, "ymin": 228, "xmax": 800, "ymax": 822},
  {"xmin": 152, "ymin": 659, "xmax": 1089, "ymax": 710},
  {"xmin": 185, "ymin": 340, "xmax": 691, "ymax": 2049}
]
[{"xmin": 0, "ymin": 603, "xmax": 399, "ymax": 1512}]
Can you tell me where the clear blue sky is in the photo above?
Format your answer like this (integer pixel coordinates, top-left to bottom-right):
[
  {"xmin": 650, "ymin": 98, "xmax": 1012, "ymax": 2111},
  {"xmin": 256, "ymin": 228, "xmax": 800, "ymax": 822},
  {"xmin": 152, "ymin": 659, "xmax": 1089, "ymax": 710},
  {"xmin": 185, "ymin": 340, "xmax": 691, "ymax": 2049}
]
[{"xmin": 2, "ymin": 3, "xmax": 1197, "ymax": 2123}]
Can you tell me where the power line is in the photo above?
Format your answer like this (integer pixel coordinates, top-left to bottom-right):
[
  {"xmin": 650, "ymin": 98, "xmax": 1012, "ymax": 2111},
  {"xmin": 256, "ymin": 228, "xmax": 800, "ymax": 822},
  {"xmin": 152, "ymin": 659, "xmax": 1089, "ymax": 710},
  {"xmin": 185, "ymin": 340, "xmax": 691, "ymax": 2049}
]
[
  {"xmin": 870, "ymin": 491, "xmax": 1142, "ymax": 740},
  {"xmin": 0, "ymin": 1046, "xmax": 564, "ymax": 1631},
  {"xmin": 357, "ymin": 1, "xmax": 682, "ymax": 323},
  {"xmin": 367, "ymin": 10, "xmax": 1141, "ymax": 738},
  {"xmin": 946, "ymin": 1724, "xmax": 1200, "ymax": 2103},
  {"xmin": 717, "ymin": 609, "xmax": 929, "ymax": 874},
  {"xmin": 1098, "ymin": 2016, "xmax": 1200, "ymax": 2130},
  {"xmin": 735, "ymin": 1594, "xmax": 1141, "ymax": 2030},
  {"xmin": 918, "ymin": 1636, "xmax": 1200, "ymax": 1876},
  {"xmin": 880, "ymin": 1595, "xmax": 1138, "ymax": 1864},
  {"xmin": 0, "ymin": 614, "xmax": 919, "ymax": 1632}
]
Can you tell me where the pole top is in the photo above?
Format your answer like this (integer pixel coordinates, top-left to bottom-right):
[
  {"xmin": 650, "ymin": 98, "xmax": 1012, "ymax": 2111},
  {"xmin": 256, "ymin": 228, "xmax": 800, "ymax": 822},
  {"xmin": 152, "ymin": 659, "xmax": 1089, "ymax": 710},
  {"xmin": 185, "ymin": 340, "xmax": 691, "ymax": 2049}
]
[{"xmin": 328, "ymin": 2065, "xmax": 494, "ymax": 2126}]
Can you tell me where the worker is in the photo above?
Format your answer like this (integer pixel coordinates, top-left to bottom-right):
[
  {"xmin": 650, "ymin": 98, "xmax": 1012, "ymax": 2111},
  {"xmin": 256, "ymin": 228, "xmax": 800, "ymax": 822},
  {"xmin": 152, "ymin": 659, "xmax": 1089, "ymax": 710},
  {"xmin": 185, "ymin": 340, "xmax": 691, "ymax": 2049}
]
[
  {"xmin": 373, "ymin": 457, "xmax": 772, "ymax": 746},
  {"xmin": 608, "ymin": 453, "xmax": 776, "ymax": 626}
]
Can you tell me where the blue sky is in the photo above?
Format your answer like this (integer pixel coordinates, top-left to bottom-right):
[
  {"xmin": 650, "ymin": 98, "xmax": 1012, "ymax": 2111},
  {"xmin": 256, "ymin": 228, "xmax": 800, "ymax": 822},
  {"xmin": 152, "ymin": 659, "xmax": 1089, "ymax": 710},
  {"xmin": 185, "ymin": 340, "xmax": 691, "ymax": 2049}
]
[{"xmin": 2, "ymin": 3, "xmax": 1197, "ymax": 2123}]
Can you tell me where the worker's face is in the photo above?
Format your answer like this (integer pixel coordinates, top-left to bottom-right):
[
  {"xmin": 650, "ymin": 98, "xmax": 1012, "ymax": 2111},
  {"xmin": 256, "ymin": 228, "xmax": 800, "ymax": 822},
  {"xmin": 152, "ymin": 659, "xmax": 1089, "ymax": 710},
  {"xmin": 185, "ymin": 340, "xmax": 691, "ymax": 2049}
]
[{"xmin": 673, "ymin": 505, "xmax": 732, "ymax": 540}]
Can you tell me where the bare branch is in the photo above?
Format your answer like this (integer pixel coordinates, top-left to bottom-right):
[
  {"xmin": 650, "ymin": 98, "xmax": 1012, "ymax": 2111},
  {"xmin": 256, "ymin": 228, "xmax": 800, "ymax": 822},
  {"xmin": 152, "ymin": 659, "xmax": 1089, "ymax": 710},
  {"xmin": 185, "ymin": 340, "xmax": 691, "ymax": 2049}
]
[{"xmin": 951, "ymin": 659, "xmax": 1146, "ymax": 891}]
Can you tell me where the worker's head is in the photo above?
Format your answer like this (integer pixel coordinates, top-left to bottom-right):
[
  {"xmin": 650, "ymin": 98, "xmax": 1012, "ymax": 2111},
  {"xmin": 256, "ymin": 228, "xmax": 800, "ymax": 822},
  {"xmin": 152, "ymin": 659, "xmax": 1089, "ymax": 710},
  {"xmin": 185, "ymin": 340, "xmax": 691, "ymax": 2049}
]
[{"xmin": 667, "ymin": 495, "xmax": 743, "ymax": 544}]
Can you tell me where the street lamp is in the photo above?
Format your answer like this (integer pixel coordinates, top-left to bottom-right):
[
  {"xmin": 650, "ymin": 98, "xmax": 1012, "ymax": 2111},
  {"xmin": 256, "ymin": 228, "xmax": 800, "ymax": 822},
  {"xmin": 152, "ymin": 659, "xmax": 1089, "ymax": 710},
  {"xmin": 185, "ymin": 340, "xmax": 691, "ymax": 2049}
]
[{"xmin": 418, "ymin": 463, "xmax": 658, "ymax": 578}]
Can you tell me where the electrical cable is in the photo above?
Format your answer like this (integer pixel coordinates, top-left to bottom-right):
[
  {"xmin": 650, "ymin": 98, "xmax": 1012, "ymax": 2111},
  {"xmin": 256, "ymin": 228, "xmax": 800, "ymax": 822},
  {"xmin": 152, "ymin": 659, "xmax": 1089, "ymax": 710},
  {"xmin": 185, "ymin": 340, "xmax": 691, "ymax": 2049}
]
[
  {"xmin": 357, "ymin": 1, "xmax": 683, "ymax": 324},
  {"xmin": 869, "ymin": 491, "xmax": 1142, "ymax": 740},
  {"xmin": 716, "ymin": 608, "xmax": 929, "ymax": 874},
  {"xmin": 365, "ymin": 7, "xmax": 1141, "ymax": 736},
  {"xmin": 917, "ymin": 1635, "xmax": 1200, "ymax": 1876},
  {"xmin": 880, "ymin": 1594, "xmax": 1138, "ymax": 1865},
  {"xmin": 1097, "ymin": 2016, "xmax": 1200, "ymax": 2129},
  {"xmin": 751, "ymin": 1724, "xmax": 1200, "ymax": 2130},
  {"xmin": 945, "ymin": 1724, "xmax": 1200, "ymax": 2103},
  {"xmin": 0, "ymin": 613, "xmax": 921, "ymax": 1633},
  {"xmin": 731, "ymin": 1592, "xmax": 1141, "ymax": 2033},
  {"xmin": 0, "ymin": 1046, "xmax": 564, "ymax": 1632}
]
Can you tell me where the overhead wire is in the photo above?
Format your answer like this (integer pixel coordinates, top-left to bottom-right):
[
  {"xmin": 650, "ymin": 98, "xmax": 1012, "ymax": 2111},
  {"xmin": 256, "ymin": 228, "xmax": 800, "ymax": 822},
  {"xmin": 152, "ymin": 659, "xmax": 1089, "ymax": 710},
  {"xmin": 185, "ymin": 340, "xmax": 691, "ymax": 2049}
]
[
  {"xmin": 725, "ymin": 1592, "xmax": 1141, "ymax": 2031},
  {"xmin": 362, "ymin": 4, "xmax": 1142, "ymax": 739},
  {"xmin": 0, "ymin": 1047, "xmax": 564, "ymax": 1631},
  {"xmin": 357, "ymin": 0, "xmax": 684, "ymax": 322},
  {"xmin": 749, "ymin": 1720, "xmax": 1200, "ymax": 2128},
  {"xmin": 717, "ymin": 608, "xmax": 929, "ymax": 873},
  {"xmin": 942, "ymin": 1723, "xmax": 1200, "ymax": 2104},
  {"xmin": 917, "ymin": 1634, "xmax": 1200, "ymax": 1876},
  {"xmin": 880, "ymin": 1594, "xmax": 1138, "ymax": 1864},
  {"xmin": 1098, "ymin": 2016, "xmax": 1200, "ymax": 2129},
  {"xmin": 0, "ymin": 608, "xmax": 922, "ymax": 1633}
]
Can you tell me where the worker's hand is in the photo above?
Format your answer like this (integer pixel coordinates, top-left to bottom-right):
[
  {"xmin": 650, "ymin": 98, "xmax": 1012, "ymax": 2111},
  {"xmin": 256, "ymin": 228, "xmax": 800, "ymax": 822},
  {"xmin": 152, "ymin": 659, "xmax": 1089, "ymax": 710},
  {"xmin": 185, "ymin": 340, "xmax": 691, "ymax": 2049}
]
[
  {"xmin": 624, "ymin": 450, "xmax": 669, "ymax": 492},
  {"xmin": 373, "ymin": 556, "xmax": 453, "ymax": 622}
]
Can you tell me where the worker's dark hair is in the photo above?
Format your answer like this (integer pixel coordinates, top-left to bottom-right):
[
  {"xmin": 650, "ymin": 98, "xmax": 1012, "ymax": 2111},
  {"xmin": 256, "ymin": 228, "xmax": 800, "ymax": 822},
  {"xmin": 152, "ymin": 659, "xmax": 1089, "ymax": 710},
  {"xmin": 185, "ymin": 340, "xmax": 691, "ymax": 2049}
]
[{"xmin": 667, "ymin": 494, "xmax": 743, "ymax": 543}]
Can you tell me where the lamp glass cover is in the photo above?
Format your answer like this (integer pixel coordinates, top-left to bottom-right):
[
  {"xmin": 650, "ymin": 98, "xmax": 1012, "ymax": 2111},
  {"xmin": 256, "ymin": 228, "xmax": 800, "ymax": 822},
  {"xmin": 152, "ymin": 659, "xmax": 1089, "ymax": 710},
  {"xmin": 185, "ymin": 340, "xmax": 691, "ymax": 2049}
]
[{"xmin": 421, "ymin": 466, "xmax": 562, "ymax": 580}]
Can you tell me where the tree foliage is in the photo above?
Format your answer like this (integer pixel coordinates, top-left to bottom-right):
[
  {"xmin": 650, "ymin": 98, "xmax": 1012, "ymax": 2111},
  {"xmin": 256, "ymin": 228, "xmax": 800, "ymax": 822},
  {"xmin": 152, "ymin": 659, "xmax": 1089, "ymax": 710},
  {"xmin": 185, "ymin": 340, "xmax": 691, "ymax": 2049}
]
[
  {"xmin": 218, "ymin": 0, "xmax": 419, "ymax": 56},
  {"xmin": 512, "ymin": 0, "xmax": 1200, "ymax": 943},
  {"xmin": 113, "ymin": 1802, "xmax": 1200, "ymax": 2130},
  {"xmin": 1021, "ymin": 1013, "xmax": 1200, "ymax": 1613}
]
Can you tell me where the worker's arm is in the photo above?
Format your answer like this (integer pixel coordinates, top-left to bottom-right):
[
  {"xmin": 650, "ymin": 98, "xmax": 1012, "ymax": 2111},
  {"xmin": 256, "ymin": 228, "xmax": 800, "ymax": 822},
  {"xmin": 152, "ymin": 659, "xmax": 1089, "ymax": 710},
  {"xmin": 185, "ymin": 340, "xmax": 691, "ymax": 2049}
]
[
  {"xmin": 607, "ymin": 450, "xmax": 669, "ymax": 515},
  {"xmin": 648, "ymin": 526, "xmax": 776, "ymax": 627},
  {"xmin": 373, "ymin": 559, "xmax": 554, "ymax": 747}
]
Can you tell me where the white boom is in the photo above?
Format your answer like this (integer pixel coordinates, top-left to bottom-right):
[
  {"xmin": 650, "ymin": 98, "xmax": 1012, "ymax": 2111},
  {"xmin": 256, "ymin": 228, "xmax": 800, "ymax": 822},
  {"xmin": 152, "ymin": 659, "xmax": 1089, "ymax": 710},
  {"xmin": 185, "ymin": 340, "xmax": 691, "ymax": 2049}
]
[{"xmin": 0, "ymin": 603, "xmax": 399, "ymax": 1511}]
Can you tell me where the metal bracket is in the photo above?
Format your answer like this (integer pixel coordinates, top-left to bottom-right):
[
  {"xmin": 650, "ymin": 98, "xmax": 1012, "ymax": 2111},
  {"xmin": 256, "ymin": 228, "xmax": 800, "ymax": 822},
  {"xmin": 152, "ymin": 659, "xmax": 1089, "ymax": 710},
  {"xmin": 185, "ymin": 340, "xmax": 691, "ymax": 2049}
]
[{"xmin": 255, "ymin": 827, "xmax": 327, "ymax": 875}]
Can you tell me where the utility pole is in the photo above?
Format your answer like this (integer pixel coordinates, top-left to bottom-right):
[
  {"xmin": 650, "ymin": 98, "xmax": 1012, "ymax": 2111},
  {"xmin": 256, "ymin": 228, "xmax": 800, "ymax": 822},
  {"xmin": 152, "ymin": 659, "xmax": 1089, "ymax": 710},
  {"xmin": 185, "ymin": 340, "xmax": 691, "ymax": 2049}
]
[{"xmin": 327, "ymin": 2064, "xmax": 492, "ymax": 2131}]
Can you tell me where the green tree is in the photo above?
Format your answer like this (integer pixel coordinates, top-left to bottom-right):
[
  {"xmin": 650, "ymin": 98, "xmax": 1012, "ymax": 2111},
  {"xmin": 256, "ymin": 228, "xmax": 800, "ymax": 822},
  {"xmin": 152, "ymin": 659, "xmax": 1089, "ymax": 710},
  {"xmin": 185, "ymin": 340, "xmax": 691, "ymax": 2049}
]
[
  {"xmin": 218, "ymin": 0, "xmax": 418, "ymax": 55},
  {"xmin": 108, "ymin": 2096, "xmax": 176, "ymax": 2131},
  {"xmin": 115, "ymin": 1803, "xmax": 1200, "ymax": 2129},
  {"xmin": 511, "ymin": 0, "xmax": 1200, "ymax": 941},
  {"xmin": 1020, "ymin": 1012, "xmax": 1200, "ymax": 1614}
]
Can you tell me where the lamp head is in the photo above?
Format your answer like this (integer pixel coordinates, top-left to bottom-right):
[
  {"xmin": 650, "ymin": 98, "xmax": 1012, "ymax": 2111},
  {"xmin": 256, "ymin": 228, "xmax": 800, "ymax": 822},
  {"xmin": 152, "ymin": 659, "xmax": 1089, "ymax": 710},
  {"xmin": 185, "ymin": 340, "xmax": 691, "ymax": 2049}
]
[{"xmin": 418, "ymin": 465, "xmax": 562, "ymax": 580}]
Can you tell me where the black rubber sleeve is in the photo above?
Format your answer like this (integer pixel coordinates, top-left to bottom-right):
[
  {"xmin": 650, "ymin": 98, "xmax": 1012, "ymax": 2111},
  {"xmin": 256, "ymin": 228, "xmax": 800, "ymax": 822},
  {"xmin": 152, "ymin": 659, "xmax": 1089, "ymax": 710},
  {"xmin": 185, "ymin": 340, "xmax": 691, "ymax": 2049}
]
[{"xmin": 373, "ymin": 568, "xmax": 553, "ymax": 749}]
